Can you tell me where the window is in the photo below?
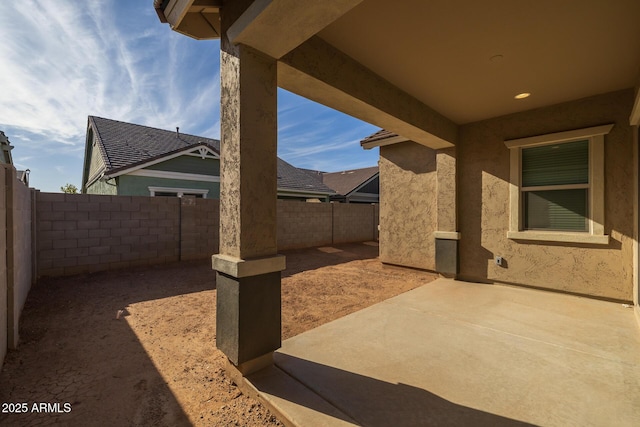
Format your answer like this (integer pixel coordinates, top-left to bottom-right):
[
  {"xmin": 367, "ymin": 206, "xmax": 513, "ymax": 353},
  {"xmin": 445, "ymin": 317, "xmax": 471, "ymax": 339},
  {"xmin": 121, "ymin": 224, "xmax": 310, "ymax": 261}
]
[
  {"xmin": 148, "ymin": 186, "xmax": 208, "ymax": 198},
  {"xmin": 505, "ymin": 124, "xmax": 613, "ymax": 244}
]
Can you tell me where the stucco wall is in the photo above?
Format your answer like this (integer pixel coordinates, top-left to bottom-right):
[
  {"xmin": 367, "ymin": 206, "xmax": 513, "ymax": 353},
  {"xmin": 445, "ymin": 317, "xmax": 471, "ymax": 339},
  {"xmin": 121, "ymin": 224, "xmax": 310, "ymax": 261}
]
[
  {"xmin": 379, "ymin": 142, "xmax": 437, "ymax": 270},
  {"xmin": 458, "ymin": 89, "xmax": 635, "ymax": 301}
]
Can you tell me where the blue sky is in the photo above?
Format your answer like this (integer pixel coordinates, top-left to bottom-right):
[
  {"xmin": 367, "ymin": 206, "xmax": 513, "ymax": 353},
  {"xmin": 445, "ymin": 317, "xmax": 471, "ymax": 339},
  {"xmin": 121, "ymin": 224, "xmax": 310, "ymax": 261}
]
[{"xmin": 0, "ymin": 1, "xmax": 379, "ymax": 193}]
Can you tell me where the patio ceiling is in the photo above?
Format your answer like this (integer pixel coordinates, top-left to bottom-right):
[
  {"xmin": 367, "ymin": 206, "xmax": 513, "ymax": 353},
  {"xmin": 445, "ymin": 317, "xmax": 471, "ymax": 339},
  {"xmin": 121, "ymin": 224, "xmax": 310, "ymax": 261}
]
[
  {"xmin": 159, "ymin": 0, "xmax": 640, "ymax": 143},
  {"xmin": 318, "ymin": 0, "xmax": 640, "ymax": 124}
]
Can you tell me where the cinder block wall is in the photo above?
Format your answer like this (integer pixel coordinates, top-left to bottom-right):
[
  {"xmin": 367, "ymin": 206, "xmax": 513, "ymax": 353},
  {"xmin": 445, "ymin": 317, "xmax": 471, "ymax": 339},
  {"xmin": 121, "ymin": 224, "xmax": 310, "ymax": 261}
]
[
  {"xmin": 180, "ymin": 197, "xmax": 219, "ymax": 260},
  {"xmin": 36, "ymin": 193, "xmax": 181, "ymax": 277},
  {"xmin": 277, "ymin": 200, "xmax": 333, "ymax": 250},
  {"xmin": 332, "ymin": 203, "xmax": 377, "ymax": 244},
  {"xmin": 6, "ymin": 168, "xmax": 34, "ymax": 349},
  {"xmin": 35, "ymin": 194, "xmax": 378, "ymax": 277},
  {"xmin": 0, "ymin": 166, "xmax": 7, "ymax": 366}
]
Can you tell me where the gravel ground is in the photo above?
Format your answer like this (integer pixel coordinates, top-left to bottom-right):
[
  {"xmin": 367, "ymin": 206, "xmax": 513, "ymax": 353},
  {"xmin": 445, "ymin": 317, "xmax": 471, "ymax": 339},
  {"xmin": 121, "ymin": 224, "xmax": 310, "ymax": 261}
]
[{"xmin": 0, "ymin": 242, "xmax": 437, "ymax": 426}]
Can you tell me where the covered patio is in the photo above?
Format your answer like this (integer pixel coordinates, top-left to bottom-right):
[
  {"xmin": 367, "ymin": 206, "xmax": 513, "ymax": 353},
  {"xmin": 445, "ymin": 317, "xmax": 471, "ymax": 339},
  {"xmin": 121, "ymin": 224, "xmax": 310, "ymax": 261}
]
[
  {"xmin": 153, "ymin": 1, "xmax": 640, "ymax": 424},
  {"xmin": 243, "ymin": 278, "xmax": 640, "ymax": 426}
]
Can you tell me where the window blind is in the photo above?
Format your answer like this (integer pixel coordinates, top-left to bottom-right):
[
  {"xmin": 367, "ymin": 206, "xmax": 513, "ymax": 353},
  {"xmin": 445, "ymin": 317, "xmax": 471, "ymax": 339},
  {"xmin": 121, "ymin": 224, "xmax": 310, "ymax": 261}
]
[
  {"xmin": 522, "ymin": 140, "xmax": 588, "ymax": 187},
  {"xmin": 524, "ymin": 189, "xmax": 588, "ymax": 231}
]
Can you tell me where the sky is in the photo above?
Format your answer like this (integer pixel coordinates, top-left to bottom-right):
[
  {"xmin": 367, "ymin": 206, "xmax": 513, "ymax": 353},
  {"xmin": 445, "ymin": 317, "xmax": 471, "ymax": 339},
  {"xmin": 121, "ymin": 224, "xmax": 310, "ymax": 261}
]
[{"xmin": 0, "ymin": 1, "xmax": 379, "ymax": 193}]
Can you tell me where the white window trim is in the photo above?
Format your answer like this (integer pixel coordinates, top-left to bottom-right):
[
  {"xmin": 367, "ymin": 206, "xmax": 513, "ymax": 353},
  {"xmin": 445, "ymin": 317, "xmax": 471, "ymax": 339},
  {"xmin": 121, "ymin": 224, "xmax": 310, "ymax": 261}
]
[
  {"xmin": 504, "ymin": 124, "xmax": 613, "ymax": 245},
  {"xmin": 148, "ymin": 186, "xmax": 209, "ymax": 198},
  {"xmin": 129, "ymin": 169, "xmax": 220, "ymax": 182}
]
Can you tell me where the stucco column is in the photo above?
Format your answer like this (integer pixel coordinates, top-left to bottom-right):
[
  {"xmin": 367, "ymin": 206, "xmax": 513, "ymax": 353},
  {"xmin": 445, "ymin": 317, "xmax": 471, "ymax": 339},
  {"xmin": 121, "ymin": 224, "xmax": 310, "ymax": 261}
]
[
  {"xmin": 434, "ymin": 147, "xmax": 460, "ymax": 275},
  {"xmin": 212, "ymin": 4, "xmax": 284, "ymax": 374},
  {"xmin": 633, "ymin": 125, "xmax": 640, "ymax": 326}
]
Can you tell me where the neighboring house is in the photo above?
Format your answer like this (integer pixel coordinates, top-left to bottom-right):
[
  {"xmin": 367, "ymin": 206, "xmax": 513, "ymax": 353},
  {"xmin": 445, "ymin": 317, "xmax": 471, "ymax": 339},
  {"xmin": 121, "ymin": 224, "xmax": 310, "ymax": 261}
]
[
  {"xmin": 322, "ymin": 166, "xmax": 379, "ymax": 204},
  {"xmin": 1, "ymin": 130, "xmax": 30, "ymax": 186},
  {"xmin": 303, "ymin": 166, "xmax": 379, "ymax": 203},
  {"xmin": 16, "ymin": 170, "xmax": 29, "ymax": 186},
  {"xmin": 0, "ymin": 131, "xmax": 15, "ymax": 165},
  {"xmin": 81, "ymin": 116, "xmax": 334, "ymax": 201}
]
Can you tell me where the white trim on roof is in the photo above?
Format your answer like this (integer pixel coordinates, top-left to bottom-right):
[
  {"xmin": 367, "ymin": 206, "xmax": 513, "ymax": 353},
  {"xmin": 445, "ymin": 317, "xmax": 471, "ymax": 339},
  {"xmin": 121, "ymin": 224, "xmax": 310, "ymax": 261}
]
[
  {"xmin": 277, "ymin": 187, "xmax": 333, "ymax": 197},
  {"xmin": 129, "ymin": 169, "xmax": 220, "ymax": 182},
  {"xmin": 85, "ymin": 165, "xmax": 107, "ymax": 188},
  {"xmin": 362, "ymin": 135, "xmax": 408, "ymax": 149},
  {"xmin": 345, "ymin": 171, "xmax": 379, "ymax": 196},
  {"xmin": 104, "ymin": 145, "xmax": 219, "ymax": 178}
]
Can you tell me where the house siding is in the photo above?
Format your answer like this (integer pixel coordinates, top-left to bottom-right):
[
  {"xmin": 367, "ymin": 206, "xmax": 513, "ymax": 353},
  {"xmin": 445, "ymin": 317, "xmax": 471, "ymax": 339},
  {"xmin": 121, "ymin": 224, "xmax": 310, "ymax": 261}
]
[
  {"xmin": 457, "ymin": 89, "xmax": 635, "ymax": 301},
  {"xmin": 117, "ymin": 175, "xmax": 220, "ymax": 198},
  {"xmin": 87, "ymin": 133, "xmax": 104, "ymax": 180},
  {"xmin": 86, "ymin": 177, "xmax": 118, "ymax": 196},
  {"xmin": 146, "ymin": 156, "xmax": 220, "ymax": 176}
]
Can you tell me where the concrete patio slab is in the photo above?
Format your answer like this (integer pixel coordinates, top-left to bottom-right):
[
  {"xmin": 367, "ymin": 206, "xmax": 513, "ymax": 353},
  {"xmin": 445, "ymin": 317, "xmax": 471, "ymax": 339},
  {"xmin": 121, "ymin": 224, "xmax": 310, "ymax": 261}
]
[{"xmin": 247, "ymin": 278, "xmax": 640, "ymax": 426}]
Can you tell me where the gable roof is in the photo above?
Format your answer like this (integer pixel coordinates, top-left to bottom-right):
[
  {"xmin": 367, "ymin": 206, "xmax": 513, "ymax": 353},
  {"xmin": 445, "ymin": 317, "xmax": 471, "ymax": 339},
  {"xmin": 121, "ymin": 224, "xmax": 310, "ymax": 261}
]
[
  {"xmin": 360, "ymin": 129, "xmax": 397, "ymax": 145},
  {"xmin": 84, "ymin": 116, "xmax": 334, "ymax": 196},
  {"xmin": 321, "ymin": 166, "xmax": 379, "ymax": 196},
  {"xmin": 360, "ymin": 129, "xmax": 412, "ymax": 150},
  {"xmin": 277, "ymin": 159, "xmax": 334, "ymax": 195},
  {"xmin": 89, "ymin": 116, "xmax": 220, "ymax": 174}
]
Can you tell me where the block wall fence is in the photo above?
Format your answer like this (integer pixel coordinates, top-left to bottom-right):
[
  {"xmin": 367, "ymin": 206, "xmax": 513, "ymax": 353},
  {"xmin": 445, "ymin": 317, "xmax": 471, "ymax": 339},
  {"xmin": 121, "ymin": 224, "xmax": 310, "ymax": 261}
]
[
  {"xmin": 1, "ymin": 189, "xmax": 377, "ymax": 368},
  {"xmin": 35, "ymin": 193, "xmax": 379, "ymax": 278},
  {"xmin": 1, "ymin": 165, "xmax": 36, "ymax": 368}
]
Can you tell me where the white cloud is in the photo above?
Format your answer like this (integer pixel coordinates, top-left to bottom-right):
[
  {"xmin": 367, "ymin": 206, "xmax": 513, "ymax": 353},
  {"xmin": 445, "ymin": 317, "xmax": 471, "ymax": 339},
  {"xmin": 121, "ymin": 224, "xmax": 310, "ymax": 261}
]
[
  {"xmin": 0, "ymin": 1, "xmax": 377, "ymax": 191},
  {"xmin": 0, "ymin": 1, "xmax": 220, "ymax": 147}
]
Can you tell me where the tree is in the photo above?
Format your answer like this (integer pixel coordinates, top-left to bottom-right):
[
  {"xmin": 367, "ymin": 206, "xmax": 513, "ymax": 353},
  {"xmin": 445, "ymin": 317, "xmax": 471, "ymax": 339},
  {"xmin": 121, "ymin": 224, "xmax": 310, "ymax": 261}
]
[{"xmin": 60, "ymin": 183, "xmax": 78, "ymax": 194}]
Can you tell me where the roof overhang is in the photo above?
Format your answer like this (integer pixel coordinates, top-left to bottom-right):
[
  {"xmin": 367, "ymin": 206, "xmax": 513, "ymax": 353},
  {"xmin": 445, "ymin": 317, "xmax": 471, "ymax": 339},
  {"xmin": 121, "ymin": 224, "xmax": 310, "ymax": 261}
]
[
  {"xmin": 155, "ymin": 0, "xmax": 222, "ymax": 40},
  {"xmin": 104, "ymin": 144, "xmax": 219, "ymax": 179},
  {"xmin": 277, "ymin": 188, "xmax": 334, "ymax": 198},
  {"xmin": 361, "ymin": 134, "xmax": 409, "ymax": 150}
]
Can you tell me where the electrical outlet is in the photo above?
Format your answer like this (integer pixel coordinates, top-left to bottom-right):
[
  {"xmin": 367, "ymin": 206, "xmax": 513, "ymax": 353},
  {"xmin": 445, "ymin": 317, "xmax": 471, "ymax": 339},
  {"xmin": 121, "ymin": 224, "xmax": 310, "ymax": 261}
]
[{"xmin": 495, "ymin": 256, "xmax": 503, "ymax": 266}]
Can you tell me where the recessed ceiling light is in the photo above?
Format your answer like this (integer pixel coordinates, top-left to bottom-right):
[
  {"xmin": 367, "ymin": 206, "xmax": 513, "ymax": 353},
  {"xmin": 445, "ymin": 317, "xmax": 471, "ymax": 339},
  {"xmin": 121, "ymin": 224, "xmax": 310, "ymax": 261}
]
[
  {"xmin": 489, "ymin": 55, "xmax": 503, "ymax": 63},
  {"xmin": 515, "ymin": 92, "xmax": 531, "ymax": 99}
]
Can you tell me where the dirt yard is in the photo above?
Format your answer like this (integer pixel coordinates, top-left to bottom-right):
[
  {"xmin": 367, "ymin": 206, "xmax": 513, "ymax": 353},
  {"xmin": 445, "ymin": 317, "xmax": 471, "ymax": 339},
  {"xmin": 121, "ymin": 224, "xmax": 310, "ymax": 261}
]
[{"xmin": 0, "ymin": 242, "xmax": 437, "ymax": 426}]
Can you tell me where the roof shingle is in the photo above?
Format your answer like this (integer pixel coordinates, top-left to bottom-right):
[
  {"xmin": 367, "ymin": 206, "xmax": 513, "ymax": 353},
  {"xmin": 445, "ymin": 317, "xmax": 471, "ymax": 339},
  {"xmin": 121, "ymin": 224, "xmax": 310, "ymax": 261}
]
[
  {"xmin": 321, "ymin": 166, "xmax": 379, "ymax": 196},
  {"xmin": 89, "ymin": 116, "xmax": 333, "ymax": 195}
]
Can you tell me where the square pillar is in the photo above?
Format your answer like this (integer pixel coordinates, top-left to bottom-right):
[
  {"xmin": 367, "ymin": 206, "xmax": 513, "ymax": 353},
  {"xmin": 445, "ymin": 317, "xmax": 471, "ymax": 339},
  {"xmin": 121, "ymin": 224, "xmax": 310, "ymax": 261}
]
[
  {"xmin": 434, "ymin": 147, "xmax": 459, "ymax": 275},
  {"xmin": 213, "ymin": 6, "xmax": 284, "ymax": 374}
]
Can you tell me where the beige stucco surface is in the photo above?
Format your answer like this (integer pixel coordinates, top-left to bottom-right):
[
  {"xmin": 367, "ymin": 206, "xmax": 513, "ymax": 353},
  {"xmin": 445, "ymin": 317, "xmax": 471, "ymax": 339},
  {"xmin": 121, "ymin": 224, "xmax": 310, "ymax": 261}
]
[
  {"xmin": 436, "ymin": 147, "xmax": 457, "ymax": 233},
  {"xmin": 219, "ymin": 10, "xmax": 278, "ymax": 260},
  {"xmin": 379, "ymin": 142, "xmax": 437, "ymax": 270},
  {"xmin": 278, "ymin": 36, "xmax": 457, "ymax": 149},
  {"xmin": 458, "ymin": 89, "xmax": 635, "ymax": 301}
]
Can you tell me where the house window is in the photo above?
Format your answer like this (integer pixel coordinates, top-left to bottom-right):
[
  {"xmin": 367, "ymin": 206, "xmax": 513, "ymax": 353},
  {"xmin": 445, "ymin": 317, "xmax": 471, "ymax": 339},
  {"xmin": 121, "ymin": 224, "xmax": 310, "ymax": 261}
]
[
  {"xmin": 504, "ymin": 124, "xmax": 613, "ymax": 244},
  {"xmin": 148, "ymin": 186, "xmax": 208, "ymax": 198}
]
